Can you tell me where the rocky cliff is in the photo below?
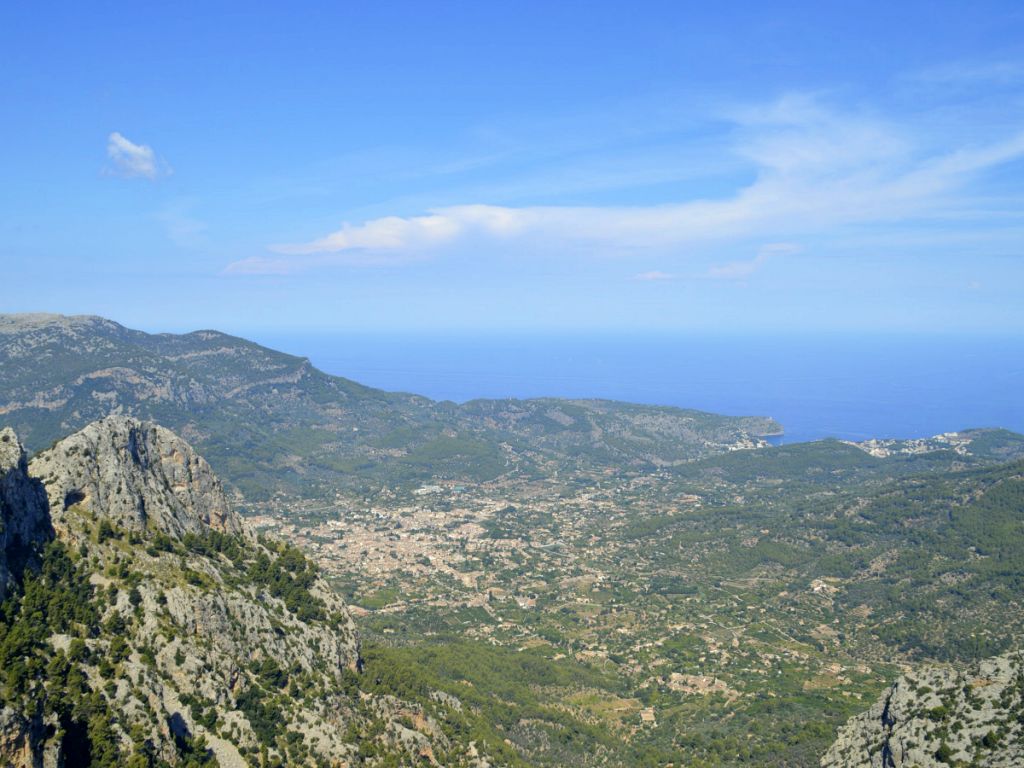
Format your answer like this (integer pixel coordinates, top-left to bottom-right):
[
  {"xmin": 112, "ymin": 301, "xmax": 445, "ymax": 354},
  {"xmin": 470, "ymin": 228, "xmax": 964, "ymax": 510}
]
[
  {"xmin": 0, "ymin": 417, "xmax": 490, "ymax": 767},
  {"xmin": 0, "ymin": 428, "xmax": 51, "ymax": 602},
  {"xmin": 28, "ymin": 415, "xmax": 240, "ymax": 539},
  {"xmin": 822, "ymin": 652, "xmax": 1024, "ymax": 768}
]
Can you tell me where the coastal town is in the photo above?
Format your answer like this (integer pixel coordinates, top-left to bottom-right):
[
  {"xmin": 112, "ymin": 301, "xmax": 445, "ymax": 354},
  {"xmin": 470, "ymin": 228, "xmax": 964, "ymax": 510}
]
[{"xmin": 245, "ymin": 466, "xmax": 896, "ymax": 741}]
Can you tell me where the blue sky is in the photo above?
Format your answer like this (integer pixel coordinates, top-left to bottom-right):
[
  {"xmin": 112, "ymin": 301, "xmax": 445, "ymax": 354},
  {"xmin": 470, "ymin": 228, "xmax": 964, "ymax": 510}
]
[{"xmin": 1, "ymin": 1, "xmax": 1023, "ymax": 334}]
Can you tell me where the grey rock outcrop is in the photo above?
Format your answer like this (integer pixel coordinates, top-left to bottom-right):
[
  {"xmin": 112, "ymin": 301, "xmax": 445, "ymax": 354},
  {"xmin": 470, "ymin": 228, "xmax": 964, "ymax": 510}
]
[
  {"xmin": 28, "ymin": 415, "xmax": 240, "ymax": 539},
  {"xmin": 0, "ymin": 417, "xmax": 479, "ymax": 767},
  {"xmin": 0, "ymin": 428, "xmax": 52, "ymax": 601},
  {"xmin": 0, "ymin": 707, "xmax": 55, "ymax": 768},
  {"xmin": 822, "ymin": 651, "xmax": 1024, "ymax": 768}
]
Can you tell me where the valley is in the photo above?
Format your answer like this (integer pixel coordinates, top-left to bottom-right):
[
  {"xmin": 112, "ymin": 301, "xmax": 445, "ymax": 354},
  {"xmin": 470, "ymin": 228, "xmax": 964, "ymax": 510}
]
[
  {"xmin": 2, "ymin": 314, "xmax": 1023, "ymax": 767},
  {"xmin": 245, "ymin": 433, "xmax": 1024, "ymax": 766}
]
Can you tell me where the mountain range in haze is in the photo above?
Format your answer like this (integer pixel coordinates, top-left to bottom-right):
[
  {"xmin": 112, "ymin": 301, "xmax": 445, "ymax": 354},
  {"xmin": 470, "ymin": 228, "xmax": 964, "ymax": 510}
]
[{"xmin": 0, "ymin": 314, "xmax": 780, "ymax": 500}]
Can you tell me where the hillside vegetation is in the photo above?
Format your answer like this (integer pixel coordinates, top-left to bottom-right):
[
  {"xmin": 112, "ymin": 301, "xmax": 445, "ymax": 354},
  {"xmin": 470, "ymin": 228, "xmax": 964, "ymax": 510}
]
[
  {"xmin": 4, "ymin": 315, "xmax": 1024, "ymax": 766},
  {"xmin": 0, "ymin": 314, "xmax": 779, "ymax": 499}
]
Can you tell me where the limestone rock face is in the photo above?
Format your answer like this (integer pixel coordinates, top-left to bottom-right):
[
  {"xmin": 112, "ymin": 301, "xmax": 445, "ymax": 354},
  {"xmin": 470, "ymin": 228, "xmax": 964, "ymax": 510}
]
[
  {"xmin": 821, "ymin": 651, "xmax": 1024, "ymax": 768},
  {"xmin": 0, "ymin": 417, "xmax": 480, "ymax": 767},
  {"xmin": 0, "ymin": 428, "xmax": 52, "ymax": 601},
  {"xmin": 0, "ymin": 707, "xmax": 40, "ymax": 768},
  {"xmin": 0, "ymin": 707, "xmax": 61, "ymax": 768},
  {"xmin": 28, "ymin": 416, "xmax": 240, "ymax": 539}
]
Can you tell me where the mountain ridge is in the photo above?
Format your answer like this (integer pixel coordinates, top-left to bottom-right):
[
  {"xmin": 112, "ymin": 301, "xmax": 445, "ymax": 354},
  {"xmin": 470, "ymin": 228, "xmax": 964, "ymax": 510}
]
[{"xmin": 0, "ymin": 313, "xmax": 782, "ymax": 500}]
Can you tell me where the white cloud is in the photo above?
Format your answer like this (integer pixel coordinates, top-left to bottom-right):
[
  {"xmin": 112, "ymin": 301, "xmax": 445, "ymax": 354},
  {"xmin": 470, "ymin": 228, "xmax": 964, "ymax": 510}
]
[
  {"xmin": 106, "ymin": 132, "xmax": 168, "ymax": 179},
  {"xmin": 227, "ymin": 94, "xmax": 1024, "ymax": 275},
  {"xmin": 272, "ymin": 205, "xmax": 525, "ymax": 256}
]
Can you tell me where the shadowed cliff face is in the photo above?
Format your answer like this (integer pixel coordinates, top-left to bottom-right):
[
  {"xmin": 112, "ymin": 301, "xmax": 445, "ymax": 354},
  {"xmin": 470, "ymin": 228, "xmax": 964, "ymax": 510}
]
[
  {"xmin": 28, "ymin": 416, "xmax": 241, "ymax": 540},
  {"xmin": 0, "ymin": 428, "xmax": 51, "ymax": 602}
]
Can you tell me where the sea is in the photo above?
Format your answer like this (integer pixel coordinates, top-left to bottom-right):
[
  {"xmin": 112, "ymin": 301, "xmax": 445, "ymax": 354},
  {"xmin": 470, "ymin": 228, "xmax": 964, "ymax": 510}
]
[{"xmin": 250, "ymin": 332, "xmax": 1024, "ymax": 444}]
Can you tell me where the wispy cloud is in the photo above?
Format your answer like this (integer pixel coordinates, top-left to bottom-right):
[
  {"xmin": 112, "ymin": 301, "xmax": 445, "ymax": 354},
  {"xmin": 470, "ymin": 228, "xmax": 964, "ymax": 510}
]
[
  {"xmin": 633, "ymin": 270, "xmax": 675, "ymax": 281},
  {"xmin": 155, "ymin": 200, "xmax": 207, "ymax": 248},
  {"xmin": 226, "ymin": 94, "xmax": 1024, "ymax": 275},
  {"xmin": 276, "ymin": 205, "xmax": 525, "ymax": 254},
  {"xmin": 707, "ymin": 243, "xmax": 800, "ymax": 280},
  {"xmin": 223, "ymin": 256, "xmax": 296, "ymax": 276},
  {"xmin": 106, "ymin": 132, "xmax": 169, "ymax": 179},
  {"xmin": 902, "ymin": 60, "xmax": 1024, "ymax": 89}
]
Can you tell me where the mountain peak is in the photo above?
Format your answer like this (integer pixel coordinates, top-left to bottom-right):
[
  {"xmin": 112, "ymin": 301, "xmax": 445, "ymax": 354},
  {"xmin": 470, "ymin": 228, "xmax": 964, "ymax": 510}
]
[
  {"xmin": 28, "ymin": 416, "xmax": 241, "ymax": 539},
  {"xmin": 0, "ymin": 312, "xmax": 121, "ymax": 334}
]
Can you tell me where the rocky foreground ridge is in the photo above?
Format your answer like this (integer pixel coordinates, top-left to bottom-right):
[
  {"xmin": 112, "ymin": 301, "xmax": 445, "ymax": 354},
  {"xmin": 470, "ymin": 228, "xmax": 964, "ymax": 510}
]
[
  {"xmin": 822, "ymin": 652, "xmax": 1024, "ymax": 768},
  {"xmin": 0, "ymin": 416, "xmax": 490, "ymax": 767},
  {"xmin": 28, "ymin": 417, "xmax": 241, "ymax": 540}
]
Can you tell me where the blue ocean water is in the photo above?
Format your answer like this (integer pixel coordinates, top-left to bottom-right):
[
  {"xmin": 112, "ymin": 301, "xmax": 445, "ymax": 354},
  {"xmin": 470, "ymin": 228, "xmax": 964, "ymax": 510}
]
[{"xmin": 250, "ymin": 332, "xmax": 1024, "ymax": 444}]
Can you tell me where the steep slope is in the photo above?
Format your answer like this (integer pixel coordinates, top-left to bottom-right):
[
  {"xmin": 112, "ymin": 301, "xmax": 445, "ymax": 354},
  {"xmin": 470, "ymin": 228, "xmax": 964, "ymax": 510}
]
[
  {"xmin": 822, "ymin": 651, "xmax": 1024, "ymax": 767},
  {"xmin": 0, "ymin": 314, "xmax": 780, "ymax": 499},
  {"xmin": 0, "ymin": 418, "xmax": 496, "ymax": 767},
  {"xmin": 29, "ymin": 416, "xmax": 241, "ymax": 538},
  {"xmin": 0, "ymin": 430, "xmax": 51, "ymax": 602}
]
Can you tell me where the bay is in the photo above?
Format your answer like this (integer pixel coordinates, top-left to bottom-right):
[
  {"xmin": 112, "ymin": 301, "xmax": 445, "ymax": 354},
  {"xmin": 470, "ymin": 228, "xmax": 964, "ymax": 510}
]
[{"xmin": 250, "ymin": 332, "xmax": 1024, "ymax": 444}]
